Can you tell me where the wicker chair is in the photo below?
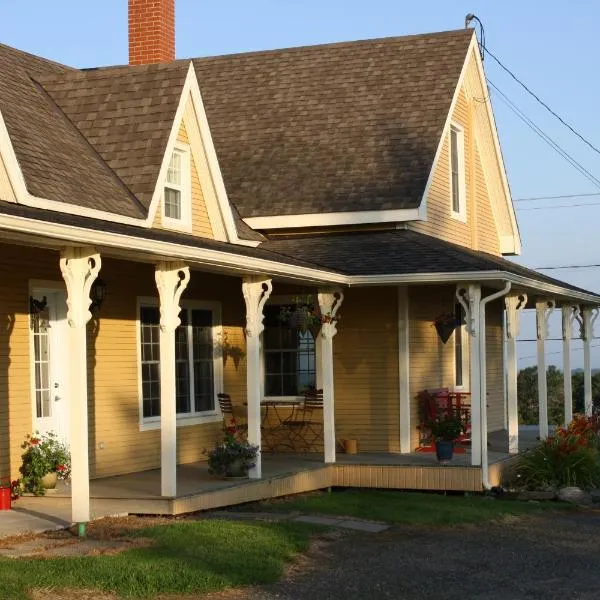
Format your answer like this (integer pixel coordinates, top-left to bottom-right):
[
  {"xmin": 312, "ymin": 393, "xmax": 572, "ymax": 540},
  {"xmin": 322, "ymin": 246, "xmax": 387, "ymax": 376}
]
[{"xmin": 281, "ymin": 389, "xmax": 324, "ymax": 452}]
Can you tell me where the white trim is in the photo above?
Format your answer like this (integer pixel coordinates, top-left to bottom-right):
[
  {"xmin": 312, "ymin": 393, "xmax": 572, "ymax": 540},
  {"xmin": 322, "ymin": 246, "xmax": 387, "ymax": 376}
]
[
  {"xmin": 244, "ymin": 208, "xmax": 422, "ymax": 230},
  {"xmin": 449, "ymin": 122, "xmax": 467, "ymax": 223},
  {"xmin": 136, "ymin": 296, "xmax": 224, "ymax": 431},
  {"xmin": 161, "ymin": 141, "xmax": 192, "ymax": 233},
  {"xmin": 0, "ymin": 109, "xmax": 30, "ymax": 200}
]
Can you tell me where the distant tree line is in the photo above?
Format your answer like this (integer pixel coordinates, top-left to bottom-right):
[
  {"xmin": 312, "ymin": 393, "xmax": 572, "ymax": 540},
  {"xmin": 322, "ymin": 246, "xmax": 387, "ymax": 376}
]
[{"xmin": 518, "ymin": 366, "xmax": 600, "ymax": 425}]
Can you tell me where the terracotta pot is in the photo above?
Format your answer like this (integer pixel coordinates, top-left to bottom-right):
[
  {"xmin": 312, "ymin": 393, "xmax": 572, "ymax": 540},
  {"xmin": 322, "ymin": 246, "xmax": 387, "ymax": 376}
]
[
  {"xmin": 343, "ymin": 439, "xmax": 358, "ymax": 455},
  {"xmin": 40, "ymin": 471, "xmax": 58, "ymax": 490}
]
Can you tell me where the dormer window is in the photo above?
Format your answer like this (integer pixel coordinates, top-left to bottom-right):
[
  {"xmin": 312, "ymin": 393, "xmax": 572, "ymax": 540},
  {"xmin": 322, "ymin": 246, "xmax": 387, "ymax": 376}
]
[
  {"xmin": 450, "ymin": 124, "xmax": 466, "ymax": 221},
  {"xmin": 162, "ymin": 143, "xmax": 191, "ymax": 231}
]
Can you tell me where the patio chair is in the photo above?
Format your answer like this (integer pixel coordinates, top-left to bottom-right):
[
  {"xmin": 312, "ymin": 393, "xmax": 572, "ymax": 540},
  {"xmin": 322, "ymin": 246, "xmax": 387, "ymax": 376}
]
[
  {"xmin": 280, "ymin": 390, "xmax": 324, "ymax": 452},
  {"xmin": 217, "ymin": 393, "xmax": 248, "ymax": 436}
]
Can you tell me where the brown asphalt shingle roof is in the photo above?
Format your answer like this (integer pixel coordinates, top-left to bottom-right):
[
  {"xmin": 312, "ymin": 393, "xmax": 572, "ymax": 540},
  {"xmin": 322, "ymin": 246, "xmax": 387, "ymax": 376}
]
[{"xmin": 193, "ymin": 29, "xmax": 474, "ymax": 218}]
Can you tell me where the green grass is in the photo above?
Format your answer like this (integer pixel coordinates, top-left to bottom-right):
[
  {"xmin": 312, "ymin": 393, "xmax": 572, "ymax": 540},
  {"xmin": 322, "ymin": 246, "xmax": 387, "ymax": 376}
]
[
  {"xmin": 261, "ymin": 490, "xmax": 566, "ymax": 526},
  {"xmin": 0, "ymin": 520, "xmax": 321, "ymax": 599}
]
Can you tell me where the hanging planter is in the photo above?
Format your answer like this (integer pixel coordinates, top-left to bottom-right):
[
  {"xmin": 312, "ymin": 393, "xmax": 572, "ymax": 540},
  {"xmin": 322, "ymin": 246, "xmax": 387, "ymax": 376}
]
[
  {"xmin": 434, "ymin": 312, "xmax": 464, "ymax": 344},
  {"xmin": 279, "ymin": 295, "xmax": 340, "ymax": 340}
]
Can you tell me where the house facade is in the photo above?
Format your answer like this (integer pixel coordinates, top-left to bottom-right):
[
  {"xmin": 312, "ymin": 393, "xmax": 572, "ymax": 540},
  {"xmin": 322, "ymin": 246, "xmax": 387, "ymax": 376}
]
[{"xmin": 0, "ymin": 0, "xmax": 598, "ymax": 524}]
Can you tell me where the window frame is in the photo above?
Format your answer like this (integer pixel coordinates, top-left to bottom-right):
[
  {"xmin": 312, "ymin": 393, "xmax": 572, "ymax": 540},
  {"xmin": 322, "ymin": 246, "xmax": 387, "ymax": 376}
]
[
  {"xmin": 449, "ymin": 123, "xmax": 467, "ymax": 222},
  {"xmin": 453, "ymin": 303, "xmax": 469, "ymax": 391},
  {"xmin": 136, "ymin": 297, "xmax": 223, "ymax": 431},
  {"xmin": 261, "ymin": 296, "xmax": 320, "ymax": 401},
  {"xmin": 161, "ymin": 141, "xmax": 192, "ymax": 233}
]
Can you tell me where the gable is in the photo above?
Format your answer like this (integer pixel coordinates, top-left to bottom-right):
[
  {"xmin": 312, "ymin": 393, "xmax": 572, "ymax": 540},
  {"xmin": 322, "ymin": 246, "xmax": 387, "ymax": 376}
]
[{"xmin": 0, "ymin": 152, "xmax": 16, "ymax": 202}]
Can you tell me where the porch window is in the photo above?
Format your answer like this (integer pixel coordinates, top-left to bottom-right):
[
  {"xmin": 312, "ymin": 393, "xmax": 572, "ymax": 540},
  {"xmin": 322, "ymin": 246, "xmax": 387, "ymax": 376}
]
[
  {"xmin": 162, "ymin": 144, "xmax": 191, "ymax": 230},
  {"xmin": 450, "ymin": 124, "xmax": 466, "ymax": 220},
  {"xmin": 263, "ymin": 306, "xmax": 316, "ymax": 397},
  {"xmin": 454, "ymin": 303, "xmax": 465, "ymax": 388},
  {"xmin": 139, "ymin": 303, "xmax": 218, "ymax": 420}
]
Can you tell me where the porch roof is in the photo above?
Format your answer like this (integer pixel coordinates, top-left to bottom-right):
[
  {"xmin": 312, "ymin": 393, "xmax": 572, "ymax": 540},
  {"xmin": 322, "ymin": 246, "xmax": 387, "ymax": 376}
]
[{"xmin": 0, "ymin": 200, "xmax": 597, "ymax": 304}]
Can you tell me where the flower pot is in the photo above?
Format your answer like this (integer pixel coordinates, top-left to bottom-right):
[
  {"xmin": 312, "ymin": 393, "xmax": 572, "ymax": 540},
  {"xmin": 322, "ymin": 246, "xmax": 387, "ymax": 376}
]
[
  {"xmin": 0, "ymin": 488, "xmax": 11, "ymax": 510},
  {"xmin": 225, "ymin": 460, "xmax": 249, "ymax": 479},
  {"xmin": 40, "ymin": 471, "xmax": 58, "ymax": 490},
  {"xmin": 343, "ymin": 439, "xmax": 358, "ymax": 454},
  {"xmin": 435, "ymin": 440, "xmax": 454, "ymax": 463},
  {"xmin": 434, "ymin": 321, "xmax": 457, "ymax": 344}
]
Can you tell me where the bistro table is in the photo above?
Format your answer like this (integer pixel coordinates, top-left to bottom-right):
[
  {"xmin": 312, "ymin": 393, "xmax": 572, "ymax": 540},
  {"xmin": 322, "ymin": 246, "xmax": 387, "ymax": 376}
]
[{"xmin": 245, "ymin": 397, "xmax": 305, "ymax": 451}]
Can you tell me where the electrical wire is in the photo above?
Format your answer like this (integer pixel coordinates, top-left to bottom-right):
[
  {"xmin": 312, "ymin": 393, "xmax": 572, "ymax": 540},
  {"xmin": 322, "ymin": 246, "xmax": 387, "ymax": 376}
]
[
  {"xmin": 488, "ymin": 80, "xmax": 600, "ymax": 190},
  {"xmin": 514, "ymin": 192, "xmax": 600, "ymax": 203},
  {"xmin": 535, "ymin": 264, "xmax": 600, "ymax": 271},
  {"xmin": 483, "ymin": 44, "xmax": 600, "ymax": 158},
  {"xmin": 518, "ymin": 343, "xmax": 600, "ymax": 362},
  {"xmin": 517, "ymin": 202, "xmax": 600, "ymax": 211}
]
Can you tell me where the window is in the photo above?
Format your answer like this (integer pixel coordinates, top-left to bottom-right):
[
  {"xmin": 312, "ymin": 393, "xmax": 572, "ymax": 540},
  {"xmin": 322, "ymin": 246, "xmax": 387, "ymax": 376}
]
[
  {"xmin": 450, "ymin": 125, "xmax": 466, "ymax": 220},
  {"xmin": 454, "ymin": 303, "xmax": 466, "ymax": 388},
  {"xmin": 162, "ymin": 145, "xmax": 191, "ymax": 229},
  {"xmin": 139, "ymin": 302, "xmax": 220, "ymax": 423},
  {"xmin": 263, "ymin": 306, "xmax": 316, "ymax": 397}
]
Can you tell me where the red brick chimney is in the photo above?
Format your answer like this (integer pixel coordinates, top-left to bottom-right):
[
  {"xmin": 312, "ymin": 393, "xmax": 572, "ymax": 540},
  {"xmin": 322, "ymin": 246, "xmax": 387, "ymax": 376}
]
[{"xmin": 128, "ymin": 0, "xmax": 175, "ymax": 65}]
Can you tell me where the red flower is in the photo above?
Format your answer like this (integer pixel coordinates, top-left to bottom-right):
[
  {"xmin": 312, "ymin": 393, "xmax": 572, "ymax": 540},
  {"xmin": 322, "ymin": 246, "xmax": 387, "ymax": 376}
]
[{"xmin": 30, "ymin": 438, "xmax": 39, "ymax": 446}]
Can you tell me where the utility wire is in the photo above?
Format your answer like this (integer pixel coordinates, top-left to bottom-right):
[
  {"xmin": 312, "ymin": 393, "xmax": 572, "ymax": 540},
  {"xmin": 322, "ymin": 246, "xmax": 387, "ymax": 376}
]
[
  {"xmin": 518, "ymin": 343, "xmax": 600, "ymax": 362},
  {"xmin": 514, "ymin": 192, "xmax": 600, "ymax": 203},
  {"xmin": 535, "ymin": 264, "xmax": 600, "ymax": 271},
  {"xmin": 517, "ymin": 202, "xmax": 600, "ymax": 211},
  {"xmin": 483, "ymin": 45, "xmax": 600, "ymax": 158},
  {"xmin": 488, "ymin": 80, "xmax": 600, "ymax": 190}
]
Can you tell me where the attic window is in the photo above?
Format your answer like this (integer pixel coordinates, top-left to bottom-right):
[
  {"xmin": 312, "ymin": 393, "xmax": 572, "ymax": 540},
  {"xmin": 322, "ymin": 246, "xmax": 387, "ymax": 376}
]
[
  {"xmin": 162, "ymin": 143, "xmax": 191, "ymax": 231},
  {"xmin": 450, "ymin": 124, "xmax": 466, "ymax": 221}
]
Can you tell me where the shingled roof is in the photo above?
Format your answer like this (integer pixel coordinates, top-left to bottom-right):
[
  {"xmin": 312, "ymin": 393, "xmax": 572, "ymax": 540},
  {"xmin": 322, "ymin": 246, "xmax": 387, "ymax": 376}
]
[{"xmin": 193, "ymin": 28, "xmax": 474, "ymax": 218}]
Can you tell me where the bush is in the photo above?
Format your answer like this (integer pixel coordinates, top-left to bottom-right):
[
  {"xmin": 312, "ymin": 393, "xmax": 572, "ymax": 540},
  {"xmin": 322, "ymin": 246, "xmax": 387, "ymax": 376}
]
[{"xmin": 516, "ymin": 416, "xmax": 600, "ymax": 490}]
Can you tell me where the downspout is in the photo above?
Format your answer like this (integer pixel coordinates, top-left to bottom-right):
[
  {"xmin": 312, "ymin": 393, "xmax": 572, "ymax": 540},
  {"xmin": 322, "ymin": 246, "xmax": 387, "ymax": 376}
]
[{"xmin": 479, "ymin": 281, "xmax": 512, "ymax": 490}]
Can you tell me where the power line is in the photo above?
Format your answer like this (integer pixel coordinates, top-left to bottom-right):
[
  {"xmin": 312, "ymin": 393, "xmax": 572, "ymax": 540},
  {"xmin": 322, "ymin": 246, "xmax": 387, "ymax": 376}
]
[
  {"xmin": 483, "ymin": 44, "xmax": 600, "ymax": 158},
  {"xmin": 514, "ymin": 192, "xmax": 600, "ymax": 203},
  {"xmin": 535, "ymin": 264, "xmax": 600, "ymax": 271},
  {"xmin": 518, "ymin": 343, "xmax": 600, "ymax": 362},
  {"xmin": 488, "ymin": 80, "xmax": 600, "ymax": 190},
  {"xmin": 517, "ymin": 202, "xmax": 600, "ymax": 211}
]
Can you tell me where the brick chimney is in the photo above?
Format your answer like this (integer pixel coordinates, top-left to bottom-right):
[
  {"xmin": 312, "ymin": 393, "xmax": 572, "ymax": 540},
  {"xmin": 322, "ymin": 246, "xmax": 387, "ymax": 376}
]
[{"xmin": 128, "ymin": 0, "xmax": 175, "ymax": 65}]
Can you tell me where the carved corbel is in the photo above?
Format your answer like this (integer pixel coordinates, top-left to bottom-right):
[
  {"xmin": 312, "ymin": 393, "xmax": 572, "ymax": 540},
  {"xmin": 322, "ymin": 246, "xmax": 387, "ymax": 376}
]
[
  {"xmin": 562, "ymin": 305, "xmax": 580, "ymax": 341},
  {"xmin": 505, "ymin": 293, "xmax": 528, "ymax": 340},
  {"xmin": 155, "ymin": 262, "xmax": 190, "ymax": 332},
  {"xmin": 579, "ymin": 306, "xmax": 600, "ymax": 341},
  {"xmin": 59, "ymin": 247, "xmax": 101, "ymax": 329},
  {"xmin": 318, "ymin": 289, "xmax": 344, "ymax": 339},
  {"xmin": 242, "ymin": 276, "xmax": 273, "ymax": 337},
  {"xmin": 456, "ymin": 285, "xmax": 479, "ymax": 336}
]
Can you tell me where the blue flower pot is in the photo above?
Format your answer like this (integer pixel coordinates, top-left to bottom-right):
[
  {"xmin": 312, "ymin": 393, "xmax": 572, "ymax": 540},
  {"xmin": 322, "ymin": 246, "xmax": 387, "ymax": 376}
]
[{"xmin": 435, "ymin": 440, "xmax": 454, "ymax": 462}]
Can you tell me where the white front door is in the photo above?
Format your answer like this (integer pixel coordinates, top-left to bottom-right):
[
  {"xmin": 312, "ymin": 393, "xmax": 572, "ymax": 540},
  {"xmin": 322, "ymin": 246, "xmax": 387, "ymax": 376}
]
[{"xmin": 31, "ymin": 289, "xmax": 69, "ymax": 444}]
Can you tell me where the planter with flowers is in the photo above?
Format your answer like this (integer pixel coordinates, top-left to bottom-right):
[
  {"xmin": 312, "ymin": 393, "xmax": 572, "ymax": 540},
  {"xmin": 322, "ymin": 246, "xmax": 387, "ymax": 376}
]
[
  {"xmin": 278, "ymin": 295, "xmax": 341, "ymax": 339},
  {"xmin": 433, "ymin": 312, "xmax": 464, "ymax": 344},
  {"xmin": 428, "ymin": 414, "xmax": 465, "ymax": 462},
  {"xmin": 205, "ymin": 420, "xmax": 258, "ymax": 478},
  {"xmin": 19, "ymin": 431, "xmax": 71, "ymax": 496}
]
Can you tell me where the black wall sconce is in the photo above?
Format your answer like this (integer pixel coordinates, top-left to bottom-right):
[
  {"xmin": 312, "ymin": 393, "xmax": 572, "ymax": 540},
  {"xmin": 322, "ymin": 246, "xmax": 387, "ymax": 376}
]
[{"xmin": 90, "ymin": 278, "xmax": 107, "ymax": 311}]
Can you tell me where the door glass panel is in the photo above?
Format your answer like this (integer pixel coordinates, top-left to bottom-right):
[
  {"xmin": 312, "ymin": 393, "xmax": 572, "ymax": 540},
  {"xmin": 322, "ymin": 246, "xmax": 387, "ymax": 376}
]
[{"xmin": 32, "ymin": 305, "xmax": 51, "ymax": 419}]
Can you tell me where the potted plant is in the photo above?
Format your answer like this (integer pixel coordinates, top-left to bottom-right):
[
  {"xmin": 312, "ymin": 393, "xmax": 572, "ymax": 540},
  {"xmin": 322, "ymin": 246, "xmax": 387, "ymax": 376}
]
[
  {"xmin": 429, "ymin": 414, "xmax": 464, "ymax": 462},
  {"xmin": 19, "ymin": 432, "xmax": 71, "ymax": 496},
  {"xmin": 278, "ymin": 295, "xmax": 341, "ymax": 339},
  {"xmin": 205, "ymin": 420, "xmax": 259, "ymax": 478},
  {"xmin": 433, "ymin": 312, "xmax": 464, "ymax": 344}
]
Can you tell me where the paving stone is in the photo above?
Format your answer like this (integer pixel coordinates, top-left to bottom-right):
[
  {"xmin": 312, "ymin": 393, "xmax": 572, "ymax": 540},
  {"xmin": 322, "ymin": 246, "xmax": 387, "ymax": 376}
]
[
  {"xmin": 335, "ymin": 519, "xmax": 390, "ymax": 533},
  {"xmin": 292, "ymin": 515, "xmax": 343, "ymax": 526}
]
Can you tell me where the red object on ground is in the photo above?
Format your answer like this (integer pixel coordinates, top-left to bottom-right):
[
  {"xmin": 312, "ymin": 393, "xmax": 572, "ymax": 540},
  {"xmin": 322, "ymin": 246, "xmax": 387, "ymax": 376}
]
[{"xmin": 0, "ymin": 487, "xmax": 11, "ymax": 510}]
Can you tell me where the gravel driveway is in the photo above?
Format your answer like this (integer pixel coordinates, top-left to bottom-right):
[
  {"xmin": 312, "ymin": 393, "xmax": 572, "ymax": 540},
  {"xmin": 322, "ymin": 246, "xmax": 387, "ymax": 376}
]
[{"xmin": 220, "ymin": 511, "xmax": 600, "ymax": 600}]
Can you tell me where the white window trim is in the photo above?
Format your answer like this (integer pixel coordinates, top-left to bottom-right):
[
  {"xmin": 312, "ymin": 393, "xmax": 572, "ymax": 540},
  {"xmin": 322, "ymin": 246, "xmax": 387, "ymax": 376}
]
[
  {"xmin": 453, "ymin": 320, "xmax": 470, "ymax": 392},
  {"xmin": 262, "ymin": 295, "xmax": 321, "ymax": 400},
  {"xmin": 136, "ymin": 296, "xmax": 224, "ymax": 431},
  {"xmin": 449, "ymin": 123, "xmax": 467, "ymax": 223},
  {"xmin": 161, "ymin": 141, "xmax": 192, "ymax": 233}
]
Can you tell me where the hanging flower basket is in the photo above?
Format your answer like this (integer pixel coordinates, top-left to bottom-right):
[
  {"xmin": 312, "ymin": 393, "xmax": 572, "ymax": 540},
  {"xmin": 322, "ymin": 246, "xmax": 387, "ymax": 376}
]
[
  {"xmin": 434, "ymin": 312, "xmax": 464, "ymax": 344},
  {"xmin": 279, "ymin": 295, "xmax": 340, "ymax": 340}
]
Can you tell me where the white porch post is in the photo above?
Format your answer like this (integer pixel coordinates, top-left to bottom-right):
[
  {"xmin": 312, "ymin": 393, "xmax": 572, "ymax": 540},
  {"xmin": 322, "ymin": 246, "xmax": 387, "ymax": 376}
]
[
  {"xmin": 505, "ymin": 294, "xmax": 527, "ymax": 454},
  {"xmin": 242, "ymin": 276, "xmax": 272, "ymax": 479},
  {"xmin": 581, "ymin": 307, "xmax": 598, "ymax": 416},
  {"xmin": 457, "ymin": 284, "xmax": 481, "ymax": 466},
  {"xmin": 536, "ymin": 300, "xmax": 555, "ymax": 440},
  {"xmin": 59, "ymin": 247, "xmax": 101, "ymax": 526},
  {"xmin": 562, "ymin": 306, "xmax": 578, "ymax": 424},
  {"xmin": 318, "ymin": 289, "xmax": 344, "ymax": 464},
  {"xmin": 398, "ymin": 286, "xmax": 411, "ymax": 454},
  {"xmin": 155, "ymin": 262, "xmax": 190, "ymax": 497}
]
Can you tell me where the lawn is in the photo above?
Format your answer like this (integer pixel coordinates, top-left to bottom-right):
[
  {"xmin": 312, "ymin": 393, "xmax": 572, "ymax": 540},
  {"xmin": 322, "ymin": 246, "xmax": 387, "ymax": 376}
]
[
  {"xmin": 0, "ymin": 519, "xmax": 321, "ymax": 600},
  {"xmin": 260, "ymin": 489, "xmax": 567, "ymax": 525}
]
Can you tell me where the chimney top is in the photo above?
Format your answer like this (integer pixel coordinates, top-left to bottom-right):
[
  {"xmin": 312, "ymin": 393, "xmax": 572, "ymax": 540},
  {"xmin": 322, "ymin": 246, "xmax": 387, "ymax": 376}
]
[{"xmin": 128, "ymin": 0, "xmax": 175, "ymax": 66}]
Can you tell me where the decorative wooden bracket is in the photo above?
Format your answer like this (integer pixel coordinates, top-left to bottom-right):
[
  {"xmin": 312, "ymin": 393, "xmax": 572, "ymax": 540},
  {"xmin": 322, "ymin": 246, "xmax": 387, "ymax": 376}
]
[
  {"xmin": 59, "ymin": 247, "xmax": 101, "ymax": 329},
  {"xmin": 505, "ymin": 294, "xmax": 528, "ymax": 340},
  {"xmin": 318, "ymin": 289, "xmax": 344, "ymax": 339},
  {"xmin": 536, "ymin": 299, "xmax": 555, "ymax": 341},
  {"xmin": 562, "ymin": 305, "xmax": 580, "ymax": 341},
  {"xmin": 579, "ymin": 307, "xmax": 600, "ymax": 341},
  {"xmin": 242, "ymin": 276, "xmax": 273, "ymax": 337},
  {"xmin": 456, "ymin": 285, "xmax": 480, "ymax": 336},
  {"xmin": 155, "ymin": 262, "xmax": 190, "ymax": 333}
]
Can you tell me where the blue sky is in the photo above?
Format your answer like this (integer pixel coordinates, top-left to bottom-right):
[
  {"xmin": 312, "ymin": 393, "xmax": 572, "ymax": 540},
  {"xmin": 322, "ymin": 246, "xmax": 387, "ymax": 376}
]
[{"xmin": 3, "ymin": 0, "xmax": 599, "ymax": 367}]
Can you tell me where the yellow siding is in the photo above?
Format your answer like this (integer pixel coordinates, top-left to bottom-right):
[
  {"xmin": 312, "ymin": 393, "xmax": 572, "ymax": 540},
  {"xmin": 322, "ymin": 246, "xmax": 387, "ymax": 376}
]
[
  {"xmin": 152, "ymin": 122, "xmax": 215, "ymax": 239},
  {"xmin": 333, "ymin": 287, "xmax": 400, "ymax": 453},
  {"xmin": 475, "ymin": 144, "xmax": 501, "ymax": 254},
  {"xmin": 486, "ymin": 300, "xmax": 505, "ymax": 432}
]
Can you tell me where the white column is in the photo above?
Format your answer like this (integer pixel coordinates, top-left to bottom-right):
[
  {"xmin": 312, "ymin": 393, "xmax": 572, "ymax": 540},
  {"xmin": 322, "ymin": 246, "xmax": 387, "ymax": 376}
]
[
  {"xmin": 318, "ymin": 289, "xmax": 344, "ymax": 464},
  {"xmin": 457, "ymin": 284, "xmax": 481, "ymax": 466},
  {"xmin": 398, "ymin": 286, "xmax": 411, "ymax": 453},
  {"xmin": 155, "ymin": 262, "xmax": 190, "ymax": 497},
  {"xmin": 505, "ymin": 294, "xmax": 527, "ymax": 454},
  {"xmin": 59, "ymin": 247, "xmax": 101, "ymax": 525},
  {"xmin": 562, "ymin": 306, "xmax": 578, "ymax": 424},
  {"xmin": 242, "ymin": 276, "xmax": 273, "ymax": 479},
  {"xmin": 536, "ymin": 300, "xmax": 555, "ymax": 440},
  {"xmin": 581, "ymin": 307, "xmax": 598, "ymax": 417}
]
